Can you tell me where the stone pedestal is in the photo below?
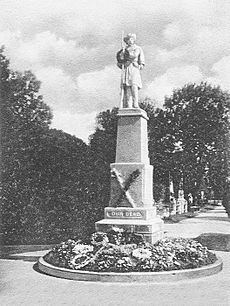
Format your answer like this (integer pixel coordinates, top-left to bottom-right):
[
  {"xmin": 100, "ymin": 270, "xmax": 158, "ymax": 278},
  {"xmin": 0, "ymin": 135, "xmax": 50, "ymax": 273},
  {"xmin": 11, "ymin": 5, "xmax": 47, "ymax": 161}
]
[
  {"xmin": 177, "ymin": 189, "xmax": 188, "ymax": 214},
  {"xmin": 95, "ymin": 108, "xmax": 164, "ymax": 244}
]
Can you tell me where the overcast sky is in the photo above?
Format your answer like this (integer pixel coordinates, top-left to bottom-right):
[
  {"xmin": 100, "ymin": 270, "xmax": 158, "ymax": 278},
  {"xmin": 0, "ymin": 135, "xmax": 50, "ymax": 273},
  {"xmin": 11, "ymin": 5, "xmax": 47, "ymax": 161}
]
[{"xmin": 1, "ymin": 0, "xmax": 230, "ymax": 142}]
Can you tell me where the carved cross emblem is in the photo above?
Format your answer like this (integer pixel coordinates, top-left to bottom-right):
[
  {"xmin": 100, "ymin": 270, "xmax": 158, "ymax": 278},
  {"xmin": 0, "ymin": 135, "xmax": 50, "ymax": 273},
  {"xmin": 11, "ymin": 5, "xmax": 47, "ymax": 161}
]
[{"xmin": 110, "ymin": 168, "xmax": 140, "ymax": 208}]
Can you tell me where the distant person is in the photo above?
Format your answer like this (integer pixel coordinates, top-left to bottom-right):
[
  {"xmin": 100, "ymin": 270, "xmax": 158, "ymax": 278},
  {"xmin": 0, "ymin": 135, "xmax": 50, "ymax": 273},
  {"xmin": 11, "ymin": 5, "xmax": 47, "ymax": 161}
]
[{"xmin": 188, "ymin": 193, "xmax": 193, "ymax": 210}]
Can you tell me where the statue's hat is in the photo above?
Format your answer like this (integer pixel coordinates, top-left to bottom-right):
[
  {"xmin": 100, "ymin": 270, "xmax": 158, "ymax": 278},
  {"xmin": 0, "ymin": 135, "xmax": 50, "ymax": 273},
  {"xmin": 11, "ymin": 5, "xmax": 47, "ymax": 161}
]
[{"xmin": 123, "ymin": 33, "xmax": 136, "ymax": 43}]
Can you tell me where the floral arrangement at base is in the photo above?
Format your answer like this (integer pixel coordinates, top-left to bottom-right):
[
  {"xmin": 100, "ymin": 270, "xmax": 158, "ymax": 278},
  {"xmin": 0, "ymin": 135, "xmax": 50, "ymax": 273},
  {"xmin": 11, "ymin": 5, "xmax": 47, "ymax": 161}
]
[{"xmin": 44, "ymin": 227, "xmax": 217, "ymax": 273}]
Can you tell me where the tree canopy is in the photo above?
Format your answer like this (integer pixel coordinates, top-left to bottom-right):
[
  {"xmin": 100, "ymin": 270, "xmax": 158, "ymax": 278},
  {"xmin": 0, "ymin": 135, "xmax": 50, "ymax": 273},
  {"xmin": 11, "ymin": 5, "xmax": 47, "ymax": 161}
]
[
  {"xmin": 163, "ymin": 83, "xmax": 230, "ymax": 203},
  {"xmin": 0, "ymin": 48, "xmax": 107, "ymax": 244}
]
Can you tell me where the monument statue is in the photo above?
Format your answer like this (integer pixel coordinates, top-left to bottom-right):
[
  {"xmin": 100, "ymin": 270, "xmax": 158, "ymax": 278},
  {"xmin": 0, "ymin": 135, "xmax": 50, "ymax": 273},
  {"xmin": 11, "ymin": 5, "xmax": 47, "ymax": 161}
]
[
  {"xmin": 116, "ymin": 33, "xmax": 145, "ymax": 108},
  {"xmin": 96, "ymin": 34, "xmax": 163, "ymax": 244}
]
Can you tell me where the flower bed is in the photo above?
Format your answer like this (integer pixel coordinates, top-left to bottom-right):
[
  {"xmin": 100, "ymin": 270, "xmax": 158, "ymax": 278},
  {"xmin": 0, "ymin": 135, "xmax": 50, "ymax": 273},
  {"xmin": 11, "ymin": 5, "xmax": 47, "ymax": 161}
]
[{"xmin": 43, "ymin": 228, "xmax": 217, "ymax": 273}]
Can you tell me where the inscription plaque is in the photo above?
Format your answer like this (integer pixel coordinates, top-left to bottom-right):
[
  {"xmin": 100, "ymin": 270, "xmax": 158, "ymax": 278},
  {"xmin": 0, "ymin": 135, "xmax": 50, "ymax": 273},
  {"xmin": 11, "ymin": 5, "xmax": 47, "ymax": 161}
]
[{"xmin": 106, "ymin": 210, "xmax": 144, "ymax": 219}]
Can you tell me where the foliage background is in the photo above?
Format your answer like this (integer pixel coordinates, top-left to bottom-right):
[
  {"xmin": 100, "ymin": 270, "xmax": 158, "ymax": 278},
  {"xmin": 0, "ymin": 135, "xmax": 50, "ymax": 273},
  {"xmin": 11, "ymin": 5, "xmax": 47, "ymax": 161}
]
[{"xmin": 1, "ymin": 49, "xmax": 229, "ymax": 244}]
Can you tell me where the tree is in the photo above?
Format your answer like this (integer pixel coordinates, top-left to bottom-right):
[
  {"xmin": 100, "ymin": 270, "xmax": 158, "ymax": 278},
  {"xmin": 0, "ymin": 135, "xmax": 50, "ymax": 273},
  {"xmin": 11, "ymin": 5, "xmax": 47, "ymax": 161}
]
[
  {"xmin": 29, "ymin": 128, "xmax": 100, "ymax": 243},
  {"xmin": 163, "ymin": 82, "xmax": 230, "ymax": 211},
  {"xmin": 0, "ymin": 48, "xmax": 115, "ymax": 244},
  {"xmin": 0, "ymin": 48, "xmax": 53, "ymax": 243},
  {"xmin": 87, "ymin": 107, "xmax": 119, "ymax": 221},
  {"xmin": 89, "ymin": 107, "xmax": 119, "ymax": 165}
]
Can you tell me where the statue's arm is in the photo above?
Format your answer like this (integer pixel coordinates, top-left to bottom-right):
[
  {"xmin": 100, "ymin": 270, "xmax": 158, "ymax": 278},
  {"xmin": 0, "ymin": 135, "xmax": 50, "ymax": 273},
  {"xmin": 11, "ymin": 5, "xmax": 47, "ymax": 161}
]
[
  {"xmin": 116, "ymin": 49, "xmax": 125, "ymax": 69},
  {"xmin": 138, "ymin": 47, "xmax": 145, "ymax": 70}
]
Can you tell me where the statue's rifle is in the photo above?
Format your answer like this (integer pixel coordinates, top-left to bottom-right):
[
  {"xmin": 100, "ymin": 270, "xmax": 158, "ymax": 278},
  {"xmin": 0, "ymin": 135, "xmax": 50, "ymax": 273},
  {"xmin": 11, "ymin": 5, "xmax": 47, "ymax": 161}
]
[{"xmin": 120, "ymin": 31, "xmax": 125, "ymax": 108}]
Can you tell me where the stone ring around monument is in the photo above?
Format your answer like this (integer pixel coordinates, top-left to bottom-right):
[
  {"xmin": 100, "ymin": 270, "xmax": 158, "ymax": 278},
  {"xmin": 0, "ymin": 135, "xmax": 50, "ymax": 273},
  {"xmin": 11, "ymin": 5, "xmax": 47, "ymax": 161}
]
[{"xmin": 38, "ymin": 256, "xmax": 223, "ymax": 283}]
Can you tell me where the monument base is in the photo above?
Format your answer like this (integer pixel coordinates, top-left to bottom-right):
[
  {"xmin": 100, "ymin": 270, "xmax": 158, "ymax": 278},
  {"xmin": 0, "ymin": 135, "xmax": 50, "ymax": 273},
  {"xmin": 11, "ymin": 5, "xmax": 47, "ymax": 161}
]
[
  {"xmin": 95, "ymin": 217, "xmax": 164, "ymax": 244},
  {"xmin": 95, "ymin": 107, "xmax": 164, "ymax": 244}
]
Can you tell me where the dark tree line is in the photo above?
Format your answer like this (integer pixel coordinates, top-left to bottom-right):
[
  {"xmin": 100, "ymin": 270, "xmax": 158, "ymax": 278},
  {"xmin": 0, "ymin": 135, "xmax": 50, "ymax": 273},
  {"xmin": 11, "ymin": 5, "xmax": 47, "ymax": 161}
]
[{"xmin": 0, "ymin": 48, "xmax": 108, "ymax": 244}]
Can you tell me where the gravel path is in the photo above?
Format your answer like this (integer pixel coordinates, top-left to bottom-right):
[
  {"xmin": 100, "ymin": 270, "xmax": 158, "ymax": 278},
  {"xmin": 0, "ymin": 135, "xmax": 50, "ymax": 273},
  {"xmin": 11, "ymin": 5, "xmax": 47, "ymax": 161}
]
[
  {"xmin": 164, "ymin": 206, "xmax": 230, "ymax": 239},
  {"xmin": 0, "ymin": 206, "xmax": 229, "ymax": 306}
]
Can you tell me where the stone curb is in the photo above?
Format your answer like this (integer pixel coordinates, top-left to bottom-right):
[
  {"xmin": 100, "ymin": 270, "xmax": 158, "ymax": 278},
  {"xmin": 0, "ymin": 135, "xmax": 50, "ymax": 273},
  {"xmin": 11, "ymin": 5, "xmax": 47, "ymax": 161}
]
[{"xmin": 38, "ymin": 256, "xmax": 223, "ymax": 283}]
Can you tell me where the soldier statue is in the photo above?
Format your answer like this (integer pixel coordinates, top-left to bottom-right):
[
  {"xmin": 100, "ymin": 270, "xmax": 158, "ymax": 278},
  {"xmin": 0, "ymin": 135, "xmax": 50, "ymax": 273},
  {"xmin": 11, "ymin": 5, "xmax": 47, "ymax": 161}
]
[{"xmin": 116, "ymin": 33, "xmax": 145, "ymax": 108}]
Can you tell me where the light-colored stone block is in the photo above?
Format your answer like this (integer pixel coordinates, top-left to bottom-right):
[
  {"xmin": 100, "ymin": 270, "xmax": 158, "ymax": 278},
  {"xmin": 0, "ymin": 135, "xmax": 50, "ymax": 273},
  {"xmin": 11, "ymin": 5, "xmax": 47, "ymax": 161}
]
[
  {"xmin": 115, "ymin": 108, "xmax": 150, "ymax": 164},
  {"xmin": 109, "ymin": 163, "xmax": 154, "ymax": 208},
  {"xmin": 95, "ymin": 217, "xmax": 164, "ymax": 244}
]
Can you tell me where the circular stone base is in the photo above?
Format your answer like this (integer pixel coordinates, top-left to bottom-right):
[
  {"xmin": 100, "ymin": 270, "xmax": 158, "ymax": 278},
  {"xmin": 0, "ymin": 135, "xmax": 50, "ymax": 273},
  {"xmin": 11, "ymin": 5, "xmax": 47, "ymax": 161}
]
[{"xmin": 38, "ymin": 256, "xmax": 223, "ymax": 282}]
